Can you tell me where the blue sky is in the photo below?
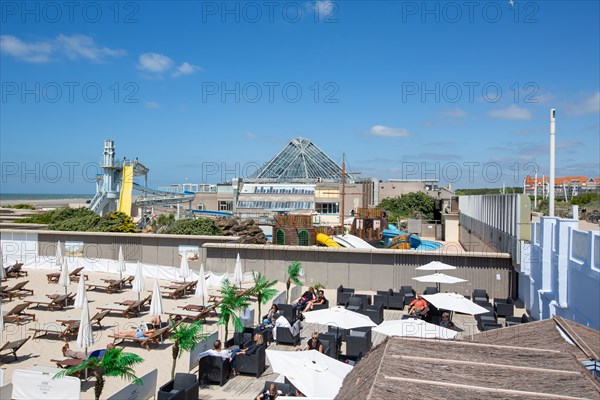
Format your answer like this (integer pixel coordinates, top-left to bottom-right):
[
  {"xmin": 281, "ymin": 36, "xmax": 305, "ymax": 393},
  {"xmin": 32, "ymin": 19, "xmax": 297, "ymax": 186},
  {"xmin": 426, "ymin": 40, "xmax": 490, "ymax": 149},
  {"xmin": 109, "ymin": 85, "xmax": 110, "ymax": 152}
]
[{"xmin": 1, "ymin": 0, "xmax": 599, "ymax": 194}]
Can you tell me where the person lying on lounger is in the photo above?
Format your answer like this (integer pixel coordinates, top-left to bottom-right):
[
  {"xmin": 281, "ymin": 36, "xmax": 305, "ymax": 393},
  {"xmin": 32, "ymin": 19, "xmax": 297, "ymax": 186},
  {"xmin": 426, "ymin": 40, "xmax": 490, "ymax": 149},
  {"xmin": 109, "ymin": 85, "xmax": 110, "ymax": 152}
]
[
  {"xmin": 62, "ymin": 343, "xmax": 85, "ymax": 359},
  {"xmin": 115, "ymin": 316, "xmax": 161, "ymax": 339}
]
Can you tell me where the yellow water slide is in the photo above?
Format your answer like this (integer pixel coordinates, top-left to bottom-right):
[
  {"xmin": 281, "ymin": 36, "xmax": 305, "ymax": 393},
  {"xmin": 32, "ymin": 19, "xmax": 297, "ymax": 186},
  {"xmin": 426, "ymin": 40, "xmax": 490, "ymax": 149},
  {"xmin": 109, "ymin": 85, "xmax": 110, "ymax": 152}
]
[
  {"xmin": 316, "ymin": 233, "xmax": 342, "ymax": 248},
  {"xmin": 118, "ymin": 164, "xmax": 134, "ymax": 216}
]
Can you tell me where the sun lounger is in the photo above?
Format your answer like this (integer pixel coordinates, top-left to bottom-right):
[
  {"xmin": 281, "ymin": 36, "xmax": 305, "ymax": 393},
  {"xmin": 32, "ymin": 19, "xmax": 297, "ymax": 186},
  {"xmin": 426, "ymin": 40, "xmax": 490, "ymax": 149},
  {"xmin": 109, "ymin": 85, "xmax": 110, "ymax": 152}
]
[
  {"xmin": 110, "ymin": 326, "xmax": 171, "ymax": 350},
  {"xmin": 24, "ymin": 293, "xmax": 71, "ymax": 311},
  {"xmin": 2, "ymin": 303, "xmax": 36, "ymax": 324},
  {"xmin": 3, "ymin": 280, "xmax": 34, "ymax": 300},
  {"xmin": 6, "ymin": 263, "xmax": 27, "ymax": 278},
  {"xmin": 0, "ymin": 337, "xmax": 30, "ymax": 361},
  {"xmin": 91, "ymin": 310, "xmax": 110, "ymax": 328},
  {"xmin": 166, "ymin": 305, "xmax": 215, "ymax": 323},
  {"xmin": 115, "ymin": 294, "xmax": 152, "ymax": 311},
  {"xmin": 86, "ymin": 279, "xmax": 124, "ymax": 293},
  {"xmin": 29, "ymin": 321, "xmax": 79, "ymax": 341},
  {"xmin": 46, "ymin": 267, "xmax": 87, "ymax": 283},
  {"xmin": 162, "ymin": 284, "xmax": 188, "ymax": 300},
  {"xmin": 97, "ymin": 300, "xmax": 143, "ymax": 318}
]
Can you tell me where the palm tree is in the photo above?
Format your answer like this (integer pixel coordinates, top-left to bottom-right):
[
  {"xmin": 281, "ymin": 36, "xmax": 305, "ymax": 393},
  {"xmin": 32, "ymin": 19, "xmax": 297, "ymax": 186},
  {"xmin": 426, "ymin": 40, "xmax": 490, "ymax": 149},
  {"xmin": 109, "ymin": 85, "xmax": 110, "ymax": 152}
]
[
  {"xmin": 169, "ymin": 321, "xmax": 206, "ymax": 379},
  {"xmin": 217, "ymin": 278, "xmax": 250, "ymax": 342},
  {"xmin": 54, "ymin": 348, "xmax": 143, "ymax": 400},
  {"xmin": 249, "ymin": 271, "xmax": 279, "ymax": 324},
  {"xmin": 286, "ymin": 261, "xmax": 303, "ymax": 303}
]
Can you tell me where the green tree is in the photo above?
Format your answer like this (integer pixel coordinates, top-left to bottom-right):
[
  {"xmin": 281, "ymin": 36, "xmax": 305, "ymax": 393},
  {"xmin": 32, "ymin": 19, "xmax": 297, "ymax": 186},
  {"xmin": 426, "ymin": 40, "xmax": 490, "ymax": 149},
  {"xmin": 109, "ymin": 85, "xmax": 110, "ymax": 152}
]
[
  {"xmin": 162, "ymin": 218, "xmax": 222, "ymax": 235},
  {"xmin": 54, "ymin": 348, "xmax": 143, "ymax": 400},
  {"xmin": 96, "ymin": 211, "xmax": 137, "ymax": 233},
  {"xmin": 378, "ymin": 192, "xmax": 436, "ymax": 221},
  {"xmin": 571, "ymin": 193, "xmax": 600, "ymax": 206},
  {"xmin": 249, "ymin": 272, "xmax": 279, "ymax": 324},
  {"xmin": 169, "ymin": 321, "xmax": 206, "ymax": 379},
  {"xmin": 217, "ymin": 279, "xmax": 250, "ymax": 342},
  {"xmin": 286, "ymin": 261, "xmax": 303, "ymax": 303}
]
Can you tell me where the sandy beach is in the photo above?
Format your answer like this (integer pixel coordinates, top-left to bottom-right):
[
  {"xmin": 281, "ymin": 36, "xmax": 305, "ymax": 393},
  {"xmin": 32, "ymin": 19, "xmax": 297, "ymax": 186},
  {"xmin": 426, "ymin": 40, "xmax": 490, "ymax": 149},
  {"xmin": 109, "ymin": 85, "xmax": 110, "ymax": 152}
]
[{"xmin": 0, "ymin": 265, "xmax": 496, "ymax": 399}]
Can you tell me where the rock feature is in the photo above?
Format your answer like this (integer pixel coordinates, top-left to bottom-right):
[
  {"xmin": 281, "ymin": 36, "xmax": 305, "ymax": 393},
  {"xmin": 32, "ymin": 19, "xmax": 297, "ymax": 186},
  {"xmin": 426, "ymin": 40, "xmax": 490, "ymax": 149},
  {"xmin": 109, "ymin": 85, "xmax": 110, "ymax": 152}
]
[{"xmin": 215, "ymin": 218, "xmax": 267, "ymax": 244}]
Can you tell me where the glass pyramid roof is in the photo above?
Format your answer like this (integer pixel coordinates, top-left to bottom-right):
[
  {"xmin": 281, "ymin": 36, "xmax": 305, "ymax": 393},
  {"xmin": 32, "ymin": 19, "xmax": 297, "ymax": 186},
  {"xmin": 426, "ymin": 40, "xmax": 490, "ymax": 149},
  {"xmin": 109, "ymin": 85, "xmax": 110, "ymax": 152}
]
[{"xmin": 248, "ymin": 137, "xmax": 352, "ymax": 183}]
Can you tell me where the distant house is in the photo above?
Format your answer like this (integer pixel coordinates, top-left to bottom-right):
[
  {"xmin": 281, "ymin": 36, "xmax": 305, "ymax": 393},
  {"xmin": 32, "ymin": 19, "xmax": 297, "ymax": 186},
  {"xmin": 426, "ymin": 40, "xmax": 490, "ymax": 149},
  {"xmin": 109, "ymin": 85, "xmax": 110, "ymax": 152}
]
[{"xmin": 524, "ymin": 175, "xmax": 600, "ymax": 198}]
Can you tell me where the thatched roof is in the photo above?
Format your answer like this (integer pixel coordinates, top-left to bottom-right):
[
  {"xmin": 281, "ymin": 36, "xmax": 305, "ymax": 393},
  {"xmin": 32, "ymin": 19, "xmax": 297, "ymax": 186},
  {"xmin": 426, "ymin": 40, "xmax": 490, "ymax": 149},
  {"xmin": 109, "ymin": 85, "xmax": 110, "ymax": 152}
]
[
  {"xmin": 336, "ymin": 336, "xmax": 600, "ymax": 399},
  {"xmin": 470, "ymin": 316, "xmax": 600, "ymax": 362}
]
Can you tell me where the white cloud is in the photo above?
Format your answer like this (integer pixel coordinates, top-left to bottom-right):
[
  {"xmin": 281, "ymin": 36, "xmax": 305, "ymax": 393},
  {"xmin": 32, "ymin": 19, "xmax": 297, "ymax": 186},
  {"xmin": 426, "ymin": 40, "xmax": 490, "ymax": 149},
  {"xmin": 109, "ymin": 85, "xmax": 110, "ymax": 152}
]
[
  {"xmin": 439, "ymin": 107, "xmax": 467, "ymax": 118},
  {"xmin": 55, "ymin": 34, "xmax": 125, "ymax": 62},
  {"xmin": 145, "ymin": 101, "xmax": 160, "ymax": 109},
  {"xmin": 565, "ymin": 92, "xmax": 600, "ymax": 115},
  {"xmin": 137, "ymin": 52, "xmax": 174, "ymax": 73},
  {"xmin": 368, "ymin": 125, "xmax": 412, "ymax": 137},
  {"xmin": 244, "ymin": 132, "xmax": 257, "ymax": 139},
  {"xmin": 488, "ymin": 105, "xmax": 532, "ymax": 120},
  {"xmin": 171, "ymin": 62, "xmax": 202, "ymax": 77},
  {"xmin": 0, "ymin": 35, "xmax": 52, "ymax": 63},
  {"xmin": 0, "ymin": 34, "xmax": 124, "ymax": 63}
]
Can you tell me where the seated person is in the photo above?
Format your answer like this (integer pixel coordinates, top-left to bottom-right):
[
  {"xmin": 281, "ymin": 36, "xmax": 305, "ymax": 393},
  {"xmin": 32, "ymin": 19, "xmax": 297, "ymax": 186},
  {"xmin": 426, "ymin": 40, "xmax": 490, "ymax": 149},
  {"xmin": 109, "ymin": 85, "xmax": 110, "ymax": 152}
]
[
  {"xmin": 408, "ymin": 293, "xmax": 429, "ymax": 318},
  {"xmin": 261, "ymin": 304, "xmax": 279, "ymax": 328},
  {"xmin": 62, "ymin": 343, "xmax": 85, "ymax": 359},
  {"xmin": 303, "ymin": 289, "xmax": 327, "ymax": 312},
  {"xmin": 439, "ymin": 312, "xmax": 451, "ymax": 328},
  {"xmin": 294, "ymin": 287, "xmax": 315, "ymax": 311},
  {"xmin": 272, "ymin": 315, "xmax": 300, "ymax": 341},
  {"xmin": 256, "ymin": 383, "xmax": 282, "ymax": 400},
  {"xmin": 197, "ymin": 340, "xmax": 231, "ymax": 360},
  {"xmin": 229, "ymin": 333, "xmax": 264, "ymax": 375},
  {"xmin": 148, "ymin": 315, "xmax": 165, "ymax": 329},
  {"xmin": 304, "ymin": 331, "xmax": 324, "ymax": 353}
]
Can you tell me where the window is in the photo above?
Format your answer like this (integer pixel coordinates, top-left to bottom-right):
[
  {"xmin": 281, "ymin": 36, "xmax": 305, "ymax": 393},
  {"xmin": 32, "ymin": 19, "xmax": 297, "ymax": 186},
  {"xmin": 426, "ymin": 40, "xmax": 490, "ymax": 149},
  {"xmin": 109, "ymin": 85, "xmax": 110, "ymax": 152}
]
[
  {"xmin": 297, "ymin": 230, "xmax": 310, "ymax": 246},
  {"xmin": 218, "ymin": 201, "xmax": 233, "ymax": 211},
  {"xmin": 276, "ymin": 229, "xmax": 285, "ymax": 245},
  {"xmin": 316, "ymin": 203, "xmax": 339, "ymax": 214}
]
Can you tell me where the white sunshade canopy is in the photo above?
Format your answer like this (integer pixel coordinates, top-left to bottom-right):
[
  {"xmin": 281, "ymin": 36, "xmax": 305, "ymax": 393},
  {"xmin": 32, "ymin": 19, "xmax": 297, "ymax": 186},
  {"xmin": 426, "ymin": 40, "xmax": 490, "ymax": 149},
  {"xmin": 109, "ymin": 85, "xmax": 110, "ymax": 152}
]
[
  {"xmin": 179, "ymin": 254, "xmax": 191, "ymax": 281},
  {"xmin": 149, "ymin": 278, "xmax": 163, "ymax": 316},
  {"xmin": 74, "ymin": 271, "xmax": 88, "ymax": 309},
  {"xmin": 194, "ymin": 263, "xmax": 209, "ymax": 303},
  {"xmin": 303, "ymin": 306, "xmax": 377, "ymax": 330},
  {"xmin": 58, "ymin": 258, "xmax": 71, "ymax": 288},
  {"xmin": 373, "ymin": 318, "xmax": 457, "ymax": 340},
  {"xmin": 76, "ymin": 296, "xmax": 94, "ymax": 353},
  {"xmin": 422, "ymin": 292, "xmax": 489, "ymax": 315},
  {"xmin": 233, "ymin": 253, "xmax": 243, "ymax": 285},
  {"xmin": 412, "ymin": 273, "xmax": 467, "ymax": 284},
  {"xmin": 266, "ymin": 349, "xmax": 353, "ymax": 399},
  {"xmin": 416, "ymin": 261, "xmax": 457, "ymax": 271},
  {"xmin": 132, "ymin": 261, "xmax": 146, "ymax": 294}
]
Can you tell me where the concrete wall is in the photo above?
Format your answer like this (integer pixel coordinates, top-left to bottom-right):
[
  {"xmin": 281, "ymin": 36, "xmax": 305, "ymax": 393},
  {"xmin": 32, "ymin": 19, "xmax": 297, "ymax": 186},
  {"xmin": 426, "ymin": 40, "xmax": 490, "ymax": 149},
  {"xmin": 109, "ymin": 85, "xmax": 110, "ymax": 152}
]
[
  {"xmin": 519, "ymin": 217, "xmax": 600, "ymax": 329},
  {"xmin": 459, "ymin": 194, "xmax": 531, "ymax": 265},
  {"xmin": 1, "ymin": 228, "xmax": 516, "ymax": 299},
  {"xmin": 204, "ymin": 243, "xmax": 515, "ymax": 299},
  {"xmin": 0, "ymin": 229, "xmax": 238, "ymax": 270}
]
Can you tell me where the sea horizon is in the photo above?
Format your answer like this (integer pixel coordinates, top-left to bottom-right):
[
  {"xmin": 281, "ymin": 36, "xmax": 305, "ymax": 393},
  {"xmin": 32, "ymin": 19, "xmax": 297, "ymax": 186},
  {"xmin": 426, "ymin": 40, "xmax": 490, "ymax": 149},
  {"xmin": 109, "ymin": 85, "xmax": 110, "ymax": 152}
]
[{"xmin": 0, "ymin": 193, "xmax": 93, "ymax": 201}]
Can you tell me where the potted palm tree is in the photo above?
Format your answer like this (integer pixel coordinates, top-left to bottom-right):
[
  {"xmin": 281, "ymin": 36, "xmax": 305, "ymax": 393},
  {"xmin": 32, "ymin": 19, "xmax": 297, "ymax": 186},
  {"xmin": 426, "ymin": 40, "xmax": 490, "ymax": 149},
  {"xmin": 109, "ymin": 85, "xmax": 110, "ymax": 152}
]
[
  {"xmin": 249, "ymin": 271, "xmax": 278, "ymax": 324},
  {"xmin": 286, "ymin": 261, "xmax": 303, "ymax": 303},
  {"xmin": 54, "ymin": 347, "xmax": 143, "ymax": 400},
  {"xmin": 169, "ymin": 321, "xmax": 206, "ymax": 379},
  {"xmin": 217, "ymin": 278, "xmax": 250, "ymax": 342}
]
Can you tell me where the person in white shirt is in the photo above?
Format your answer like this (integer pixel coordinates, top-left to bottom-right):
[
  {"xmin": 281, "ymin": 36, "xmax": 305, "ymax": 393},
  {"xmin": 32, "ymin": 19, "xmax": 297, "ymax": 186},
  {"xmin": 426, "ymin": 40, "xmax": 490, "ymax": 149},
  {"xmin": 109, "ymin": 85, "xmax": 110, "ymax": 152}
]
[
  {"xmin": 273, "ymin": 315, "xmax": 301, "ymax": 341},
  {"xmin": 197, "ymin": 340, "xmax": 231, "ymax": 360}
]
